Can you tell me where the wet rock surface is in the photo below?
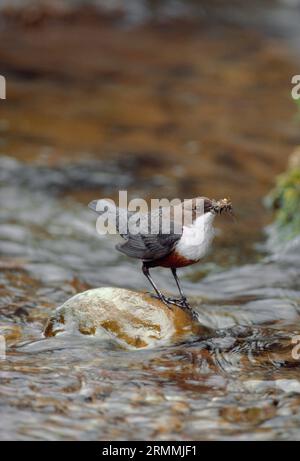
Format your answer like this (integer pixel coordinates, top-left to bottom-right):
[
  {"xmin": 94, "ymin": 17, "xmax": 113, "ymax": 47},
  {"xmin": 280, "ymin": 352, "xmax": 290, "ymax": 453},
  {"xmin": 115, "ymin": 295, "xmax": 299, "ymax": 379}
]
[{"xmin": 44, "ymin": 287, "xmax": 207, "ymax": 349}]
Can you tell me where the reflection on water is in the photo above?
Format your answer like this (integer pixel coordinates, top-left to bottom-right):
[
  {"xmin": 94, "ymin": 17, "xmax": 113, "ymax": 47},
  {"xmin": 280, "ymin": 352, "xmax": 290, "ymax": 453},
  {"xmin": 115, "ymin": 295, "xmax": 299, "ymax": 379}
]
[{"xmin": 1, "ymin": 0, "xmax": 300, "ymax": 441}]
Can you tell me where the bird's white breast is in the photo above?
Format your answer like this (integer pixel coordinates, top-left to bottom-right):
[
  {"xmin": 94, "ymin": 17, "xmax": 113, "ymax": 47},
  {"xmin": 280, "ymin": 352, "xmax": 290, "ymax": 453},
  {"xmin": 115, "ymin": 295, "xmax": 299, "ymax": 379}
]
[{"xmin": 175, "ymin": 212, "xmax": 215, "ymax": 261}]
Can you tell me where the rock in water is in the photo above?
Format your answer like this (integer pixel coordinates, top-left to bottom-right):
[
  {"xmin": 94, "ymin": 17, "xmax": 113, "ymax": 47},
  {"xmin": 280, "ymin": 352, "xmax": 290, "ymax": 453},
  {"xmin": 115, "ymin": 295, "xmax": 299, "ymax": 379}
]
[{"xmin": 44, "ymin": 287, "xmax": 209, "ymax": 349}]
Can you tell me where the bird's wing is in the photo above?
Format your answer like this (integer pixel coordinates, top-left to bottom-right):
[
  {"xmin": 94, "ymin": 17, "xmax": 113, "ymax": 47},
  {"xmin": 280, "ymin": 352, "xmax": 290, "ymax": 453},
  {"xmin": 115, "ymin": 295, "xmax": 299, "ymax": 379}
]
[
  {"xmin": 89, "ymin": 200, "xmax": 182, "ymax": 258},
  {"xmin": 116, "ymin": 231, "xmax": 182, "ymax": 260}
]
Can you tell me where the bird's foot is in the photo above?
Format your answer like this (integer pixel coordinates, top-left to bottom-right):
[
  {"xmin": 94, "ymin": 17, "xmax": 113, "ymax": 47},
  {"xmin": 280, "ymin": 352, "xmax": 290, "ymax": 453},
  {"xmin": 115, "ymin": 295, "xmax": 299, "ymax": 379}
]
[
  {"xmin": 149, "ymin": 292, "xmax": 174, "ymax": 309},
  {"xmin": 149, "ymin": 293, "xmax": 198, "ymax": 320},
  {"xmin": 164, "ymin": 296, "xmax": 190, "ymax": 309},
  {"xmin": 164, "ymin": 297, "xmax": 199, "ymax": 321},
  {"xmin": 149, "ymin": 293, "xmax": 190, "ymax": 309}
]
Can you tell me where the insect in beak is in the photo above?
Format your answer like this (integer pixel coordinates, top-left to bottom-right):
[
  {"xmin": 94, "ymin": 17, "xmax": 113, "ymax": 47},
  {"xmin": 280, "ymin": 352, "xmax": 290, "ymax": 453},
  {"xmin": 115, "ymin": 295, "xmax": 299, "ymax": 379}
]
[{"xmin": 213, "ymin": 198, "xmax": 236, "ymax": 222}]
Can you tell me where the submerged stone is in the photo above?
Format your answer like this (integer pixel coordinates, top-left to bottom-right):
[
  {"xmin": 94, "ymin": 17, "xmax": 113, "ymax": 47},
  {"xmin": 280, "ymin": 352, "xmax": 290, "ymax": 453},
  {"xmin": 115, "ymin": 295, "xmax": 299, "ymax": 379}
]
[{"xmin": 44, "ymin": 287, "xmax": 208, "ymax": 349}]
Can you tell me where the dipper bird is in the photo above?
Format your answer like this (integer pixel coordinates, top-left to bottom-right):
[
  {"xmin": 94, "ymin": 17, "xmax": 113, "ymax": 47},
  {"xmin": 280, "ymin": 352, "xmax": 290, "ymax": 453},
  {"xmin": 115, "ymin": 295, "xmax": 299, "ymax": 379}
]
[{"xmin": 88, "ymin": 197, "xmax": 233, "ymax": 313}]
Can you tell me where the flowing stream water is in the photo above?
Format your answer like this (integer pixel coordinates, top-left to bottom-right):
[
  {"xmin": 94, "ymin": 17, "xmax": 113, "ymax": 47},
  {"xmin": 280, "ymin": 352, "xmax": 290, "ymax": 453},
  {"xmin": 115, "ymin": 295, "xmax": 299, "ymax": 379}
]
[{"xmin": 1, "ymin": 0, "xmax": 300, "ymax": 440}]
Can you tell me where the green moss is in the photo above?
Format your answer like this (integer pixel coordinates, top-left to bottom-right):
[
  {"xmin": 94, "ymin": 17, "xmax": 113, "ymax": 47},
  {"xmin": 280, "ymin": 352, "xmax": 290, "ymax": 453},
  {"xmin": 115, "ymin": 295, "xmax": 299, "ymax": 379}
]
[{"xmin": 265, "ymin": 167, "xmax": 300, "ymax": 242}]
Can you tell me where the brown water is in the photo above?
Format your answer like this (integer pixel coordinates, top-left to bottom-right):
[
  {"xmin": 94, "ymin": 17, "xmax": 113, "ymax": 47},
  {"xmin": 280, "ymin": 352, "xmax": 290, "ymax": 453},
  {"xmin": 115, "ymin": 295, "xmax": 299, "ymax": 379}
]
[{"xmin": 1, "ymin": 1, "xmax": 300, "ymax": 441}]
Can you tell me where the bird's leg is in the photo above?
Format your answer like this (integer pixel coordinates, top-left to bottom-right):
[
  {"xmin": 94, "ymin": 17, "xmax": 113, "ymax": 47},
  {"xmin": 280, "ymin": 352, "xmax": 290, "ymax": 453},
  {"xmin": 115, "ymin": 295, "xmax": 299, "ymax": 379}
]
[
  {"xmin": 171, "ymin": 268, "xmax": 187, "ymax": 301},
  {"xmin": 142, "ymin": 263, "xmax": 171, "ymax": 309},
  {"xmin": 167, "ymin": 269, "xmax": 199, "ymax": 319},
  {"xmin": 166, "ymin": 268, "xmax": 191, "ymax": 309}
]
